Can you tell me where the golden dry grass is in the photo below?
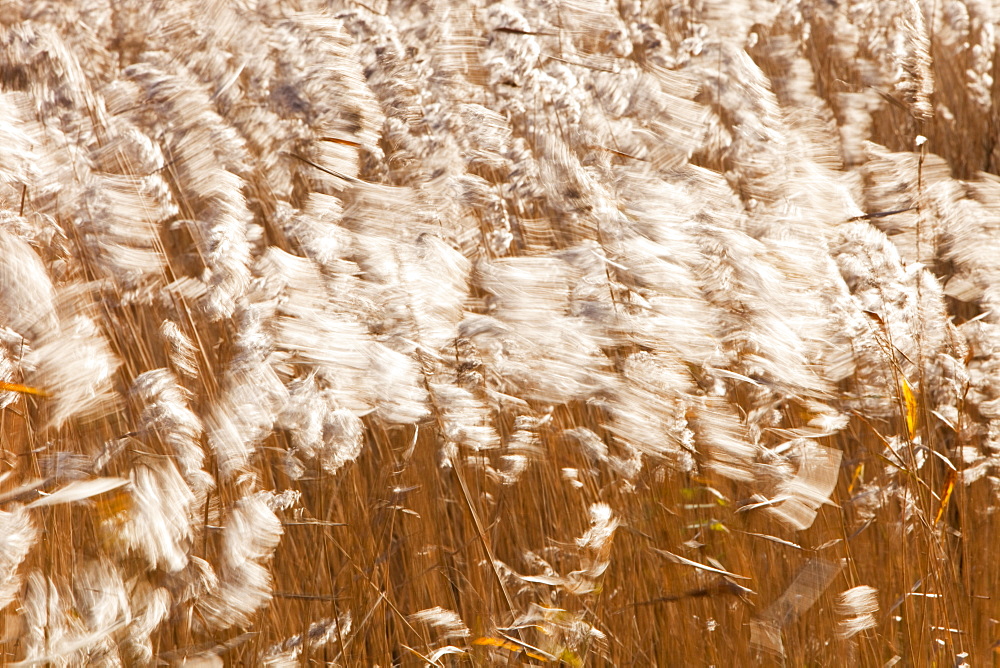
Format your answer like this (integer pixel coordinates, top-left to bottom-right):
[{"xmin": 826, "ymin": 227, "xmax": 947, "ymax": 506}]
[{"xmin": 0, "ymin": 0, "xmax": 998, "ymax": 665}]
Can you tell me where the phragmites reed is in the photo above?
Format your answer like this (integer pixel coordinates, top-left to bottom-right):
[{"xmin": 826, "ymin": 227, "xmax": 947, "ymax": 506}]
[{"xmin": 0, "ymin": 0, "xmax": 998, "ymax": 664}]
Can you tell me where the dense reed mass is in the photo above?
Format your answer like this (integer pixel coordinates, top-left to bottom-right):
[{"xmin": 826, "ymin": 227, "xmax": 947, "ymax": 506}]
[{"xmin": 0, "ymin": 0, "xmax": 998, "ymax": 664}]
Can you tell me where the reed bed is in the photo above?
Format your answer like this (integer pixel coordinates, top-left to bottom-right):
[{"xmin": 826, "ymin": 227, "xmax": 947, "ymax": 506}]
[{"xmin": 0, "ymin": 0, "xmax": 998, "ymax": 664}]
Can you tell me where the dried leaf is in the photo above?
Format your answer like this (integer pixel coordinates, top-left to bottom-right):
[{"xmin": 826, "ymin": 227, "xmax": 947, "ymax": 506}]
[{"xmin": 26, "ymin": 478, "xmax": 129, "ymax": 508}]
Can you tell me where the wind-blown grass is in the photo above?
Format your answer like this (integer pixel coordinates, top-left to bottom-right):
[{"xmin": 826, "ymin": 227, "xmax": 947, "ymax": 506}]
[{"xmin": 0, "ymin": 0, "xmax": 998, "ymax": 664}]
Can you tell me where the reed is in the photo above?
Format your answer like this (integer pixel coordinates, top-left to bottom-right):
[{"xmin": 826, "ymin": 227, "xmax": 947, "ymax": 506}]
[{"xmin": 0, "ymin": 0, "xmax": 997, "ymax": 664}]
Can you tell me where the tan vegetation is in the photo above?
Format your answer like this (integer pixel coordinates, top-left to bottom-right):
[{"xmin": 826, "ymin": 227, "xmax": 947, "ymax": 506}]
[{"xmin": 0, "ymin": 0, "xmax": 998, "ymax": 664}]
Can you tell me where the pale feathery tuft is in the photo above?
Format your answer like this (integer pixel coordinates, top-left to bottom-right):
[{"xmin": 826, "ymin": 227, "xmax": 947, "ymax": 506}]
[
  {"xmin": 131, "ymin": 369, "xmax": 208, "ymax": 490},
  {"xmin": 112, "ymin": 462, "xmax": 196, "ymax": 574},
  {"xmin": 198, "ymin": 492, "xmax": 283, "ymax": 630},
  {"xmin": 262, "ymin": 614, "xmax": 352, "ymax": 667},
  {"xmin": 28, "ymin": 314, "xmax": 121, "ymax": 430},
  {"xmin": 159, "ymin": 320, "xmax": 200, "ymax": 380},
  {"xmin": 0, "ymin": 230, "xmax": 58, "ymax": 342},
  {"xmin": 836, "ymin": 585, "xmax": 879, "ymax": 638},
  {"xmin": 895, "ymin": 0, "xmax": 934, "ymax": 120},
  {"xmin": 0, "ymin": 506, "xmax": 35, "ymax": 611},
  {"xmin": 408, "ymin": 606, "xmax": 470, "ymax": 641}
]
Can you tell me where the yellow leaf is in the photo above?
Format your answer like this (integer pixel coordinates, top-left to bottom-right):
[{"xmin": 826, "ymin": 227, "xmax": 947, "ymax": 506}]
[
  {"xmin": 901, "ymin": 377, "xmax": 918, "ymax": 440},
  {"xmin": 934, "ymin": 470, "xmax": 957, "ymax": 526},
  {"xmin": 473, "ymin": 637, "xmax": 509, "ymax": 649},
  {"xmin": 848, "ymin": 463, "xmax": 864, "ymax": 494},
  {"xmin": 473, "ymin": 637, "xmax": 552, "ymax": 662},
  {"xmin": 0, "ymin": 380, "xmax": 50, "ymax": 397},
  {"xmin": 558, "ymin": 649, "xmax": 583, "ymax": 667}
]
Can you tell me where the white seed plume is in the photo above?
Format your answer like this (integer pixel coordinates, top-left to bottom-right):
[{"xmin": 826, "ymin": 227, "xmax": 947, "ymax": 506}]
[
  {"xmin": 0, "ymin": 230, "xmax": 58, "ymax": 342},
  {"xmin": 28, "ymin": 314, "xmax": 121, "ymax": 430},
  {"xmin": 262, "ymin": 613, "xmax": 351, "ymax": 666},
  {"xmin": 131, "ymin": 369, "xmax": 207, "ymax": 488},
  {"xmin": 199, "ymin": 492, "xmax": 283, "ymax": 630},
  {"xmin": 576, "ymin": 502, "xmax": 619, "ymax": 554},
  {"xmin": 114, "ymin": 462, "xmax": 196, "ymax": 574},
  {"xmin": 160, "ymin": 320, "xmax": 200, "ymax": 379},
  {"xmin": 837, "ymin": 585, "xmax": 879, "ymax": 638},
  {"xmin": 0, "ymin": 506, "xmax": 35, "ymax": 611},
  {"xmin": 408, "ymin": 606, "xmax": 470, "ymax": 640}
]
